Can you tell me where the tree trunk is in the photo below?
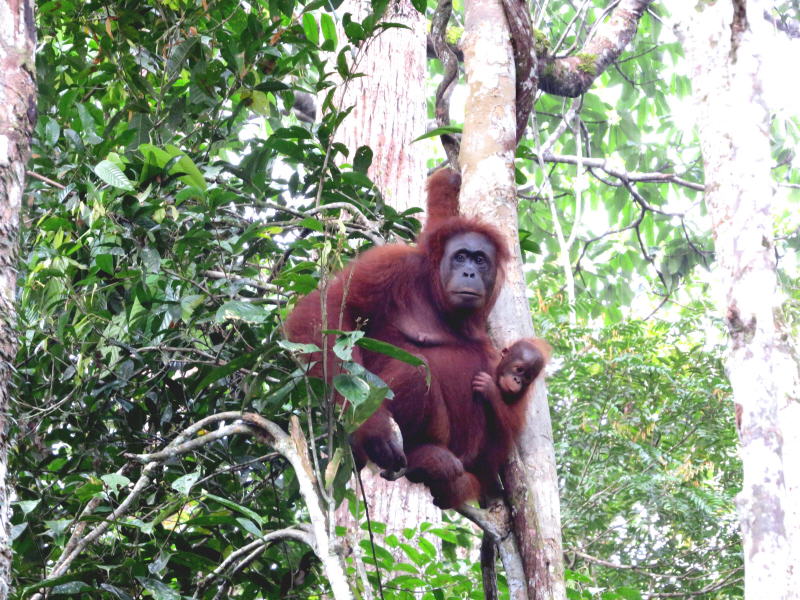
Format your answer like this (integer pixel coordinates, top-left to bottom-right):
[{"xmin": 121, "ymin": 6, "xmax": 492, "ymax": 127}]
[
  {"xmin": 331, "ymin": 0, "xmax": 442, "ymax": 561},
  {"xmin": 0, "ymin": 0, "xmax": 37, "ymax": 597},
  {"xmin": 675, "ymin": 2, "xmax": 800, "ymax": 598},
  {"xmin": 459, "ymin": 0, "xmax": 565, "ymax": 597},
  {"xmin": 333, "ymin": 0, "xmax": 428, "ymax": 214}
]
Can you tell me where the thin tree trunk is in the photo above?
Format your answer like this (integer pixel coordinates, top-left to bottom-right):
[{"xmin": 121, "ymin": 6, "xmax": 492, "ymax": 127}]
[
  {"xmin": 0, "ymin": 0, "xmax": 37, "ymax": 597},
  {"xmin": 675, "ymin": 2, "xmax": 800, "ymax": 598},
  {"xmin": 459, "ymin": 0, "xmax": 565, "ymax": 597}
]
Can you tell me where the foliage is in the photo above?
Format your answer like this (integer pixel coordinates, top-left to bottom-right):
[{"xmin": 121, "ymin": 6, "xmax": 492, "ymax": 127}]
[
  {"xmin": 339, "ymin": 516, "xmax": 492, "ymax": 600},
  {"xmin": 515, "ymin": 5, "xmax": 799, "ymax": 323},
  {"xmin": 542, "ymin": 317, "xmax": 742, "ymax": 599},
  {"xmin": 16, "ymin": 0, "xmax": 424, "ymax": 597}
]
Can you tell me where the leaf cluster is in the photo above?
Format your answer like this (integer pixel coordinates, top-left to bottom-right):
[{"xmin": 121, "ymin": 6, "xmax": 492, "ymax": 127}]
[{"xmin": 542, "ymin": 318, "xmax": 742, "ymax": 598}]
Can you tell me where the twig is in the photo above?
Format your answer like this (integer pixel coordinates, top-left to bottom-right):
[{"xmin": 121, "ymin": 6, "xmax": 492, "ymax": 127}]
[
  {"xmin": 538, "ymin": 152, "xmax": 704, "ymax": 191},
  {"xmin": 193, "ymin": 526, "xmax": 313, "ymax": 596},
  {"xmin": 26, "ymin": 169, "xmax": 67, "ymax": 190}
]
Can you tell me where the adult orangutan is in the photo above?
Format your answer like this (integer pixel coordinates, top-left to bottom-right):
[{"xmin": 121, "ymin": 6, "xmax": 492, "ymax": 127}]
[{"xmin": 286, "ymin": 169, "xmax": 534, "ymax": 508}]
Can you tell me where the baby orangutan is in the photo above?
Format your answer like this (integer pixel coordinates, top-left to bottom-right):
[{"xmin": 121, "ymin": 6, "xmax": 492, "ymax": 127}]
[
  {"xmin": 473, "ymin": 338, "xmax": 550, "ymax": 439},
  {"xmin": 473, "ymin": 338, "xmax": 550, "ymax": 405}
]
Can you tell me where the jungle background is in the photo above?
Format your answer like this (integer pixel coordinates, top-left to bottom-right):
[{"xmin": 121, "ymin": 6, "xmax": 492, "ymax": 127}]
[{"xmin": 10, "ymin": 0, "xmax": 800, "ymax": 598}]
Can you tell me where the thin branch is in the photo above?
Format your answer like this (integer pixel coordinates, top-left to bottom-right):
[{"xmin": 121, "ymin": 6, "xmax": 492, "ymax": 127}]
[
  {"xmin": 26, "ymin": 169, "xmax": 67, "ymax": 190},
  {"xmin": 125, "ymin": 423, "xmax": 255, "ymax": 462},
  {"xmin": 540, "ymin": 97, "xmax": 582, "ymax": 153},
  {"xmin": 193, "ymin": 526, "xmax": 313, "ymax": 596},
  {"xmin": 649, "ymin": 567, "xmax": 744, "ymax": 597},
  {"xmin": 574, "ymin": 204, "xmax": 645, "ymax": 274},
  {"xmin": 539, "ymin": 151, "xmax": 704, "ymax": 191}
]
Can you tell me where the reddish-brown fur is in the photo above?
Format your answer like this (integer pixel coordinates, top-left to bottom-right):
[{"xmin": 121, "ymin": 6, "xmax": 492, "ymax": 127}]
[
  {"xmin": 285, "ymin": 169, "xmax": 522, "ymax": 508},
  {"xmin": 471, "ymin": 338, "xmax": 551, "ymax": 477}
]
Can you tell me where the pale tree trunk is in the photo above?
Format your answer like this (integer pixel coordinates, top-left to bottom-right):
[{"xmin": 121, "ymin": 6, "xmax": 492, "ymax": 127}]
[
  {"xmin": 333, "ymin": 0, "xmax": 427, "ymax": 214},
  {"xmin": 459, "ymin": 0, "xmax": 565, "ymax": 598},
  {"xmin": 0, "ymin": 0, "xmax": 36, "ymax": 597},
  {"xmin": 331, "ymin": 0, "xmax": 443, "ymax": 559},
  {"xmin": 674, "ymin": 2, "xmax": 800, "ymax": 598}
]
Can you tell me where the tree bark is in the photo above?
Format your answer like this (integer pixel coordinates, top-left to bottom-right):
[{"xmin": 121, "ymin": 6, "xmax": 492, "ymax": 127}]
[
  {"xmin": 675, "ymin": 2, "xmax": 800, "ymax": 598},
  {"xmin": 0, "ymin": 0, "xmax": 37, "ymax": 597},
  {"xmin": 333, "ymin": 0, "xmax": 428, "ymax": 214},
  {"xmin": 331, "ymin": 0, "xmax": 443, "ymax": 564},
  {"xmin": 459, "ymin": 0, "xmax": 565, "ymax": 598}
]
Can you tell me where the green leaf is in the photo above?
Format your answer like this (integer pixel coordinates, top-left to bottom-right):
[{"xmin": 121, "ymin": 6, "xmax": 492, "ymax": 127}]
[
  {"xmin": 95, "ymin": 253, "xmax": 114, "ymax": 274},
  {"xmin": 336, "ymin": 48, "xmax": 350, "ymax": 78},
  {"xmin": 353, "ymin": 145, "xmax": 373, "ymax": 174},
  {"xmin": 298, "ymin": 216, "xmax": 325, "ymax": 231},
  {"xmin": 332, "ymin": 330, "xmax": 365, "ymax": 361},
  {"xmin": 320, "ymin": 13, "xmax": 338, "ymax": 50},
  {"xmin": 44, "ymin": 117, "xmax": 60, "ymax": 146},
  {"xmin": 347, "ymin": 380, "xmax": 390, "ymax": 431},
  {"xmin": 171, "ymin": 470, "xmax": 201, "ymax": 495},
  {"xmin": 333, "ymin": 374, "xmax": 370, "ymax": 406},
  {"xmin": 216, "ymin": 301, "xmax": 269, "ymax": 323},
  {"xmin": 387, "ymin": 574, "xmax": 427, "ymax": 588},
  {"xmin": 194, "ymin": 351, "xmax": 259, "ymax": 394},
  {"xmin": 141, "ymin": 247, "xmax": 161, "ymax": 273},
  {"xmin": 343, "ymin": 20, "xmax": 364, "ymax": 43},
  {"xmin": 102, "ymin": 473, "xmax": 131, "ymax": 495},
  {"xmin": 278, "ymin": 339, "xmax": 321, "ymax": 354},
  {"xmin": 236, "ymin": 517, "xmax": 262, "ymax": 537},
  {"xmin": 15, "ymin": 500, "xmax": 39, "ymax": 515},
  {"xmin": 412, "ymin": 125, "xmax": 463, "ymax": 142},
  {"xmin": 356, "ymin": 337, "xmax": 426, "ymax": 368},
  {"xmin": 38, "ymin": 215, "xmax": 73, "ymax": 231},
  {"xmin": 135, "ymin": 578, "xmax": 180, "ymax": 600},
  {"xmin": 52, "ymin": 581, "xmax": 93, "ymax": 594},
  {"xmin": 45, "ymin": 519, "xmax": 73, "ymax": 537},
  {"xmin": 617, "ymin": 588, "xmax": 643, "ymax": 600},
  {"xmin": 204, "ymin": 493, "xmax": 263, "ymax": 525},
  {"xmin": 139, "ymin": 143, "xmax": 207, "ymax": 191},
  {"xmin": 94, "ymin": 160, "xmax": 135, "ymax": 191},
  {"xmin": 241, "ymin": 90, "xmax": 270, "ymax": 115},
  {"xmin": 166, "ymin": 37, "xmax": 198, "ymax": 81},
  {"xmin": 302, "ymin": 13, "xmax": 319, "ymax": 46}
]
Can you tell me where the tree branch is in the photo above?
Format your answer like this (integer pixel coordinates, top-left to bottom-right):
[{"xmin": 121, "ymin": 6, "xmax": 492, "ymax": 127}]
[
  {"xmin": 537, "ymin": 0, "xmax": 655, "ymax": 98},
  {"xmin": 456, "ymin": 502, "xmax": 528, "ymax": 600},
  {"xmin": 538, "ymin": 151, "xmax": 704, "ymax": 191},
  {"xmin": 33, "ymin": 412, "xmax": 355, "ymax": 600},
  {"xmin": 193, "ymin": 526, "xmax": 314, "ymax": 597}
]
